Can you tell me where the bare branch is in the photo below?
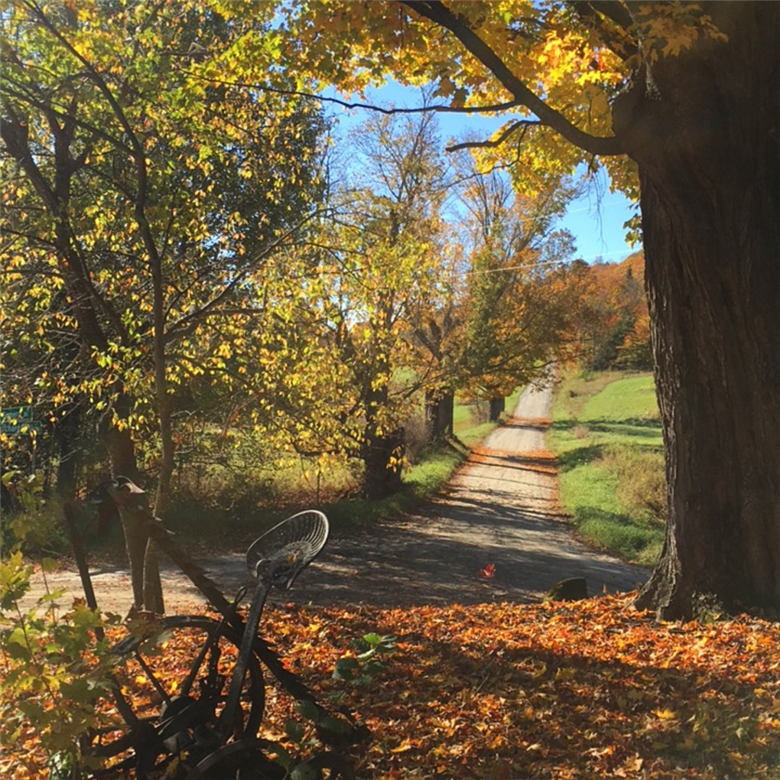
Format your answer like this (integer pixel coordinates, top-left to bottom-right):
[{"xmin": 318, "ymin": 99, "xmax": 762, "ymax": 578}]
[
  {"xmin": 187, "ymin": 72, "xmax": 522, "ymax": 116},
  {"xmin": 445, "ymin": 120, "xmax": 539, "ymax": 152}
]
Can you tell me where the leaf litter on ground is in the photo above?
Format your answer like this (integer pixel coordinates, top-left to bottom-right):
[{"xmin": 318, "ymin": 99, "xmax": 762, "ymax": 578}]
[{"xmin": 2, "ymin": 593, "xmax": 779, "ymax": 779}]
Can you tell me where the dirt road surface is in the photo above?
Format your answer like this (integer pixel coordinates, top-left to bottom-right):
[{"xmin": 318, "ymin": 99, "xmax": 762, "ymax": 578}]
[{"xmin": 22, "ymin": 384, "xmax": 647, "ymax": 613}]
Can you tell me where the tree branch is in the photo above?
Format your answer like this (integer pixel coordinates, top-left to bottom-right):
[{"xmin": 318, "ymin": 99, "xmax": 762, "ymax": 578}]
[
  {"xmin": 400, "ymin": 1, "xmax": 625, "ymax": 156},
  {"xmin": 445, "ymin": 120, "xmax": 539, "ymax": 152},
  {"xmin": 583, "ymin": 2, "xmax": 635, "ymax": 34},
  {"xmin": 163, "ymin": 206, "xmax": 332, "ymax": 344},
  {"xmin": 568, "ymin": 2, "xmax": 639, "ymax": 61},
  {"xmin": 190, "ymin": 71, "xmax": 524, "ymax": 116}
]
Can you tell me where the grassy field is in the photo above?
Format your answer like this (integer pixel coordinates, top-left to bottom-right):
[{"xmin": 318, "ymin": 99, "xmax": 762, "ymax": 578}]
[{"xmin": 549, "ymin": 371, "xmax": 666, "ymax": 567}]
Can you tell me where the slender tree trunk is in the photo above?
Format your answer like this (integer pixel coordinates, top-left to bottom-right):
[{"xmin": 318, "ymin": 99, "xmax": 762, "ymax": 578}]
[
  {"xmin": 54, "ymin": 404, "xmax": 82, "ymax": 497},
  {"xmin": 145, "ymin": 287, "xmax": 172, "ymax": 615},
  {"xmin": 615, "ymin": 3, "xmax": 780, "ymax": 617},
  {"xmin": 151, "ymin": 247, "xmax": 175, "ymax": 519},
  {"xmin": 104, "ymin": 416, "xmax": 146, "ymax": 609}
]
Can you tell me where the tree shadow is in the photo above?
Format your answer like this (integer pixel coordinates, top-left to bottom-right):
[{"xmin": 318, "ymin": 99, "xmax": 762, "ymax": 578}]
[
  {"xmin": 586, "ymin": 419, "xmax": 662, "ymax": 440},
  {"xmin": 556, "ymin": 444, "xmax": 605, "ymax": 471},
  {"xmin": 286, "ymin": 487, "xmax": 647, "ymax": 610},
  {"xmin": 346, "ymin": 618, "xmax": 769, "ymax": 779},
  {"xmin": 552, "ymin": 416, "xmax": 661, "ymax": 437}
]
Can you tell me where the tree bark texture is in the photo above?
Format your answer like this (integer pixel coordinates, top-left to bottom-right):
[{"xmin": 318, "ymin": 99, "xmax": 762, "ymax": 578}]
[
  {"xmin": 614, "ymin": 3, "xmax": 780, "ymax": 616},
  {"xmin": 489, "ymin": 396, "xmax": 505, "ymax": 423},
  {"xmin": 362, "ymin": 427, "xmax": 405, "ymax": 500},
  {"xmin": 425, "ymin": 388, "xmax": 454, "ymax": 441}
]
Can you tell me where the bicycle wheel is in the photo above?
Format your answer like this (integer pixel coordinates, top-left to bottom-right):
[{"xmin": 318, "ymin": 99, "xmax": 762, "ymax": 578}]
[{"xmin": 98, "ymin": 615, "xmax": 265, "ymax": 774}]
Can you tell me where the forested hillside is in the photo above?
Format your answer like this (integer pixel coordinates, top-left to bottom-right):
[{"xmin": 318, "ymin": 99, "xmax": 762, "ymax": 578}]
[{"xmin": 573, "ymin": 252, "xmax": 651, "ymax": 373}]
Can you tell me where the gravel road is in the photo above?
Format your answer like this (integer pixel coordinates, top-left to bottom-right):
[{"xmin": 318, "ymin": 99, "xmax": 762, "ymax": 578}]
[
  {"xmin": 22, "ymin": 384, "xmax": 647, "ymax": 613},
  {"xmin": 291, "ymin": 383, "xmax": 647, "ymax": 607}
]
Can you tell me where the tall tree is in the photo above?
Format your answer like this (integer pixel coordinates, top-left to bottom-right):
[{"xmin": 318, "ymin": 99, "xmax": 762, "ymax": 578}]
[
  {"xmin": 1, "ymin": 0, "xmax": 326, "ymax": 609},
  {"xmin": 455, "ymin": 160, "xmax": 579, "ymax": 416},
  {"xmin": 325, "ymin": 109, "xmax": 448, "ymax": 498},
  {"xmin": 191, "ymin": 109, "xmax": 450, "ymax": 500},
  {"xmin": 280, "ymin": 1, "xmax": 780, "ymax": 618},
  {"xmin": 404, "ymin": 242, "xmax": 464, "ymax": 442}
]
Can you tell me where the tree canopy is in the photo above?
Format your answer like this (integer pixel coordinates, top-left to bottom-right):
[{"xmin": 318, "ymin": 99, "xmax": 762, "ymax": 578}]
[
  {"xmin": 277, "ymin": 1, "xmax": 780, "ymax": 618},
  {"xmin": 1, "ymin": 0, "xmax": 327, "ymax": 485}
]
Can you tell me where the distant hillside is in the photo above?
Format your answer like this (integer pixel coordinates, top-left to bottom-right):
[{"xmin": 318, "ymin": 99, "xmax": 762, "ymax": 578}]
[{"xmin": 575, "ymin": 251, "xmax": 651, "ymax": 371}]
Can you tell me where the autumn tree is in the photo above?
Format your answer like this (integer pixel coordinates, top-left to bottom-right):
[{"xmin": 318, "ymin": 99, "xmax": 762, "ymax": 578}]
[
  {"xmin": 1, "ymin": 0, "xmax": 327, "ymax": 608},
  {"xmin": 404, "ymin": 243, "xmax": 464, "ymax": 441},
  {"xmin": 402, "ymin": 153, "xmax": 581, "ymax": 437},
  {"xmin": 277, "ymin": 1, "xmax": 780, "ymax": 618},
  {"xmin": 321, "ymin": 109, "xmax": 448, "ymax": 498},
  {"xmin": 189, "ymin": 108, "xmax": 450, "ymax": 501},
  {"xmin": 575, "ymin": 252, "xmax": 651, "ymax": 371},
  {"xmin": 454, "ymin": 159, "xmax": 579, "ymax": 419}
]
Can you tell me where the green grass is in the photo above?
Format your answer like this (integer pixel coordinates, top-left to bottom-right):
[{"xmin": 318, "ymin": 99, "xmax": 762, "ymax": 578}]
[
  {"xmin": 160, "ymin": 386, "xmax": 526, "ymax": 544},
  {"xmin": 549, "ymin": 371, "xmax": 665, "ymax": 567},
  {"xmin": 328, "ymin": 385, "xmax": 525, "ymax": 529}
]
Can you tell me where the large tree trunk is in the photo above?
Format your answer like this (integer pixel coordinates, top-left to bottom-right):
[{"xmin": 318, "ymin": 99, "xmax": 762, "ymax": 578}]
[
  {"xmin": 425, "ymin": 388, "xmax": 454, "ymax": 441},
  {"xmin": 616, "ymin": 4, "xmax": 780, "ymax": 617},
  {"xmin": 488, "ymin": 396, "xmax": 505, "ymax": 422},
  {"xmin": 360, "ymin": 357, "xmax": 405, "ymax": 499},
  {"xmin": 362, "ymin": 426, "xmax": 405, "ymax": 500}
]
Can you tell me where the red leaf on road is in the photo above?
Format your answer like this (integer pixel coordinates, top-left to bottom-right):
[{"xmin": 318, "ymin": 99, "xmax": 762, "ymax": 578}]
[{"xmin": 479, "ymin": 563, "xmax": 496, "ymax": 579}]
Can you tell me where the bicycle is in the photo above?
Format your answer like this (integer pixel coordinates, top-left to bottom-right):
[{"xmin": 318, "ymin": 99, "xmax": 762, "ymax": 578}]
[{"xmin": 67, "ymin": 476, "xmax": 363, "ymax": 779}]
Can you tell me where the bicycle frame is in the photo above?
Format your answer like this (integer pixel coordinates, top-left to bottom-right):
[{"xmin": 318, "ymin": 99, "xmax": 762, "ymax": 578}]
[{"xmin": 70, "ymin": 479, "xmax": 357, "ymax": 779}]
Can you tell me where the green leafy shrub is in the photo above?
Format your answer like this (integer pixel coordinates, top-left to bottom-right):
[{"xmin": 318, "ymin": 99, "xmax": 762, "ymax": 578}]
[
  {"xmin": 1, "ymin": 552, "xmax": 118, "ymax": 778},
  {"xmin": 333, "ymin": 632, "xmax": 397, "ymax": 686}
]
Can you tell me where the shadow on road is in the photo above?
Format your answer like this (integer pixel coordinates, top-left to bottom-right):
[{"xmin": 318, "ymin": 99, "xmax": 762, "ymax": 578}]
[{"xmin": 289, "ymin": 496, "xmax": 648, "ymax": 610}]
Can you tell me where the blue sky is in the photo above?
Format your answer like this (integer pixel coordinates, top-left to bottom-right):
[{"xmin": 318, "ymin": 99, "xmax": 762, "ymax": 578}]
[
  {"xmin": 559, "ymin": 178, "xmax": 639, "ymax": 264},
  {"xmin": 325, "ymin": 82, "xmax": 639, "ymax": 265}
]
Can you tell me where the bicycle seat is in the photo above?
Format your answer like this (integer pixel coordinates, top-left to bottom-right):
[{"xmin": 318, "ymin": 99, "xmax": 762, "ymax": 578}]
[{"xmin": 246, "ymin": 510, "xmax": 329, "ymax": 590}]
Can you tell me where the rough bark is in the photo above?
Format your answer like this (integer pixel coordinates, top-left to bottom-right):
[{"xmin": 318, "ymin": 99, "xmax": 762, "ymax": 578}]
[
  {"xmin": 489, "ymin": 396, "xmax": 505, "ymax": 423},
  {"xmin": 425, "ymin": 388, "xmax": 454, "ymax": 441},
  {"xmin": 613, "ymin": 3, "xmax": 780, "ymax": 617}
]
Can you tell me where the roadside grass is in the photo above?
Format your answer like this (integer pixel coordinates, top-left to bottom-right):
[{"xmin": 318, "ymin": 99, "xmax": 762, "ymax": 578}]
[
  {"xmin": 315, "ymin": 386, "xmax": 524, "ymax": 530},
  {"xmin": 549, "ymin": 371, "xmax": 665, "ymax": 567},
  {"xmin": 163, "ymin": 386, "xmax": 524, "ymax": 543}
]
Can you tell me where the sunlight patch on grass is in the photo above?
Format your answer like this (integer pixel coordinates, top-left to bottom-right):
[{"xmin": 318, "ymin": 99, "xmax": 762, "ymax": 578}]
[{"xmin": 550, "ymin": 372, "xmax": 664, "ymax": 566}]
